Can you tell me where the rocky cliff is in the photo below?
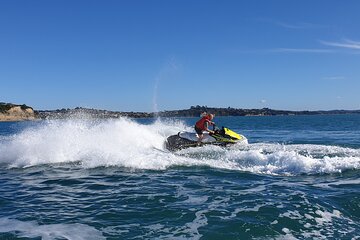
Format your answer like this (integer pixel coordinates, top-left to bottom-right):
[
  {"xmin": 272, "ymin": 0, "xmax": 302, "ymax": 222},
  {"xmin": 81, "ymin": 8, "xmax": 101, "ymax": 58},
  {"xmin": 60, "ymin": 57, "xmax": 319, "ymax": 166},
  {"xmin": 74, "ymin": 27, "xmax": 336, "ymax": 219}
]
[{"xmin": 0, "ymin": 103, "xmax": 36, "ymax": 121}]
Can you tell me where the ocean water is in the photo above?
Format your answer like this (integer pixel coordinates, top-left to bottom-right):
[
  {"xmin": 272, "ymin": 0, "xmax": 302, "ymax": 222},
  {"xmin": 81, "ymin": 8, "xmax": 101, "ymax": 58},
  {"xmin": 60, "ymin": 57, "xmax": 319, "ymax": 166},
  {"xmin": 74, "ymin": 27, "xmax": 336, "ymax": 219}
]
[{"xmin": 0, "ymin": 115, "xmax": 359, "ymax": 239}]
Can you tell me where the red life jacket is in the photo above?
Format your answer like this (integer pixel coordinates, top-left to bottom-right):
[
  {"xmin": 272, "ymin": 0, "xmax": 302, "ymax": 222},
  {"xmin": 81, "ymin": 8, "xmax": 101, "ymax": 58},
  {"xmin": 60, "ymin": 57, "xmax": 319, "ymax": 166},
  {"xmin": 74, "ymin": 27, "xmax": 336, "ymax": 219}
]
[{"xmin": 195, "ymin": 116, "xmax": 211, "ymax": 131}]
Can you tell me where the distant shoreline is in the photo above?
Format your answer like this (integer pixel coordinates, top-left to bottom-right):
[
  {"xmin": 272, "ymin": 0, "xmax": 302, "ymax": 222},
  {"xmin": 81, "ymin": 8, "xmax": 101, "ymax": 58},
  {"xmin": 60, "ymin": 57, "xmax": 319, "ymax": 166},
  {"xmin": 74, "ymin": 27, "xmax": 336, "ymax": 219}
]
[
  {"xmin": 36, "ymin": 105, "xmax": 360, "ymax": 120},
  {"xmin": 1, "ymin": 103, "xmax": 360, "ymax": 122}
]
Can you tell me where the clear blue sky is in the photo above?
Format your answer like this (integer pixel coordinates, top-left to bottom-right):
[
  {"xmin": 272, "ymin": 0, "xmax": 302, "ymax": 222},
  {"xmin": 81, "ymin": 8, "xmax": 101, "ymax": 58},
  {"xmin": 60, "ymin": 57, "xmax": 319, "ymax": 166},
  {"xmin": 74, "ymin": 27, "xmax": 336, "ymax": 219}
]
[{"xmin": 1, "ymin": 0, "xmax": 359, "ymax": 111}]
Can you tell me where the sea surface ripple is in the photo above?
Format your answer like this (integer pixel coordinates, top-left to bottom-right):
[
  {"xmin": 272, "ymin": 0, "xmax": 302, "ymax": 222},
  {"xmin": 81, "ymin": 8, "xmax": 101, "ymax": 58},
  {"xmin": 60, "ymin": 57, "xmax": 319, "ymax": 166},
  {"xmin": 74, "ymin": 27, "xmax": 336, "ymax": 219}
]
[{"xmin": 0, "ymin": 115, "xmax": 359, "ymax": 239}]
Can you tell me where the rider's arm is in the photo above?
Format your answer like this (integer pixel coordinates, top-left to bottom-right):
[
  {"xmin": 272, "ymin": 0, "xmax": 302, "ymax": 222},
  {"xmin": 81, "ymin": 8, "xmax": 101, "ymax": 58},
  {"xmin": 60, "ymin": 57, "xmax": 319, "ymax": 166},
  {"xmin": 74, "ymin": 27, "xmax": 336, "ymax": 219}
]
[{"xmin": 204, "ymin": 121, "xmax": 214, "ymax": 133}]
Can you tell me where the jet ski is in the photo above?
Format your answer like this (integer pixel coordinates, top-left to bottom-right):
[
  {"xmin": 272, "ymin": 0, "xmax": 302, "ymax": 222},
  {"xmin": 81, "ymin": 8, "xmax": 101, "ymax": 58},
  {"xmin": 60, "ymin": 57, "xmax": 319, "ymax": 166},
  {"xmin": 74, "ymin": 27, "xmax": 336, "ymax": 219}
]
[{"xmin": 165, "ymin": 126, "xmax": 247, "ymax": 151}]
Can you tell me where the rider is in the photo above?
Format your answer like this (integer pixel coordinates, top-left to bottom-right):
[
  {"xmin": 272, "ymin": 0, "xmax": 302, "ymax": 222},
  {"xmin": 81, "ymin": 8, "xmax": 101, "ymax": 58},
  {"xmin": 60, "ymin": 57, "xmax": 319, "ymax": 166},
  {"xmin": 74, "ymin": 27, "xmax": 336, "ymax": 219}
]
[{"xmin": 195, "ymin": 112, "xmax": 215, "ymax": 143}]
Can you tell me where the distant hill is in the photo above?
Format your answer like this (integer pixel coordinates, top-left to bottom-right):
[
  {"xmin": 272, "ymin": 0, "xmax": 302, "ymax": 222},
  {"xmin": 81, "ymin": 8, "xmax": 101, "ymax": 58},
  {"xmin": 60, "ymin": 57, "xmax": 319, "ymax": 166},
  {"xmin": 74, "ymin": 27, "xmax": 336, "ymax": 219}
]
[{"xmin": 0, "ymin": 102, "xmax": 36, "ymax": 121}]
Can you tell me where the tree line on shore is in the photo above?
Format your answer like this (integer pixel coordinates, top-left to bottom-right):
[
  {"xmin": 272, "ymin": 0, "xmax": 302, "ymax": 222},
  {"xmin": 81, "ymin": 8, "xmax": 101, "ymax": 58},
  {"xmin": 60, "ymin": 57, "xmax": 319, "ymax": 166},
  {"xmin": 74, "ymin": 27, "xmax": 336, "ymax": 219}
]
[
  {"xmin": 2, "ymin": 102, "xmax": 360, "ymax": 121},
  {"xmin": 36, "ymin": 105, "xmax": 360, "ymax": 119}
]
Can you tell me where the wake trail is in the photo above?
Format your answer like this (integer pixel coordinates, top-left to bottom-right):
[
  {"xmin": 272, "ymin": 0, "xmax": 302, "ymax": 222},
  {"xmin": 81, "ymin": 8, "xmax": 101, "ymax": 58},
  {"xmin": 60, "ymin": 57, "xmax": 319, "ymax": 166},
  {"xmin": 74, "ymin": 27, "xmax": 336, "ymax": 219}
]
[{"xmin": 0, "ymin": 118, "xmax": 359, "ymax": 175}]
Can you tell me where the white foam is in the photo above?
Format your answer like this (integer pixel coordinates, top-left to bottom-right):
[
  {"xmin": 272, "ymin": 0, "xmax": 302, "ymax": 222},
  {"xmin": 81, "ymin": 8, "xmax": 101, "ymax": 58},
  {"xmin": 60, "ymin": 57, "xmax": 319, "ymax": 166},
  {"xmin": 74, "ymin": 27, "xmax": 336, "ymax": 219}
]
[
  {"xmin": 0, "ymin": 118, "xmax": 359, "ymax": 175},
  {"xmin": 0, "ymin": 118, "xmax": 187, "ymax": 169},
  {"xmin": 314, "ymin": 209, "xmax": 342, "ymax": 225},
  {"xmin": 177, "ymin": 142, "xmax": 360, "ymax": 175},
  {"xmin": 0, "ymin": 217, "xmax": 105, "ymax": 240}
]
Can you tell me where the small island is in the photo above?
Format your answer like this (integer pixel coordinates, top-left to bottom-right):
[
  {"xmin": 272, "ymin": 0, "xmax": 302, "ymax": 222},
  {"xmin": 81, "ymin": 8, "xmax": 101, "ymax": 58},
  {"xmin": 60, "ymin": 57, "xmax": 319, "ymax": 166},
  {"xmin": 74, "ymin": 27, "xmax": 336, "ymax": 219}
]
[{"xmin": 1, "ymin": 103, "xmax": 360, "ymax": 122}]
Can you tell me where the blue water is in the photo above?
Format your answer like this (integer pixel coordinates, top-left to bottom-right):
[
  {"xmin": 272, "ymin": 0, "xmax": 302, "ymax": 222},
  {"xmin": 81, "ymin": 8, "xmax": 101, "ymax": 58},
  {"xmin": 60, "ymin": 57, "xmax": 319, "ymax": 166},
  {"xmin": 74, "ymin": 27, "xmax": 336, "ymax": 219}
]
[{"xmin": 0, "ymin": 115, "xmax": 359, "ymax": 239}]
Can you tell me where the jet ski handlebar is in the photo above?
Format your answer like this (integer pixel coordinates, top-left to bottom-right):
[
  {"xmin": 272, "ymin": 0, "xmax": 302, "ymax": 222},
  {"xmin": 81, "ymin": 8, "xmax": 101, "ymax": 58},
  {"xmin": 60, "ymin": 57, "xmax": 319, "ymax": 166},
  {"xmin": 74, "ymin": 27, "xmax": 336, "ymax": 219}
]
[{"xmin": 212, "ymin": 124, "xmax": 223, "ymax": 135}]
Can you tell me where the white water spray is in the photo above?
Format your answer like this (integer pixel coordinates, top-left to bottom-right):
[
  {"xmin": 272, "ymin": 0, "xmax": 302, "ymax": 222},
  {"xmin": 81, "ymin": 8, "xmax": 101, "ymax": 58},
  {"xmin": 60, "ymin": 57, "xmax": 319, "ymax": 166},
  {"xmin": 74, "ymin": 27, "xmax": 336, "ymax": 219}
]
[{"xmin": 0, "ymin": 118, "xmax": 359, "ymax": 175}]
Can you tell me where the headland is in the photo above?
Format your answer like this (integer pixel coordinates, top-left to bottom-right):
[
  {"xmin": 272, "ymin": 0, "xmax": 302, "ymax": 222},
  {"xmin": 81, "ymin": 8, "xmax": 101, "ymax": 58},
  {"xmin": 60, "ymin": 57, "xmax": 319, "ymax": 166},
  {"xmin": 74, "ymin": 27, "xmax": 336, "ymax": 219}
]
[{"xmin": 0, "ymin": 103, "xmax": 36, "ymax": 121}]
